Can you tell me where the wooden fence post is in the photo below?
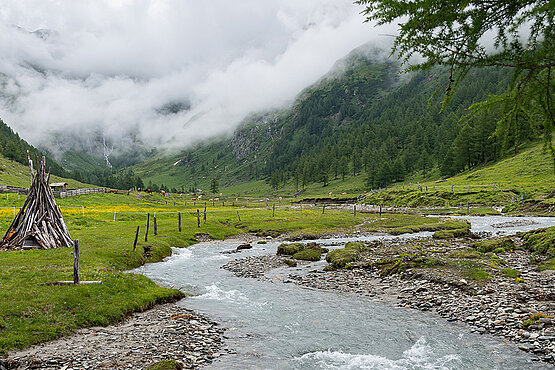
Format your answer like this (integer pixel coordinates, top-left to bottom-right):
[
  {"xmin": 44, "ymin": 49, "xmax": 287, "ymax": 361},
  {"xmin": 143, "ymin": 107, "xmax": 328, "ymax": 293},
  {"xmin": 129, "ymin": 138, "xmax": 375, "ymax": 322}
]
[
  {"xmin": 178, "ymin": 212, "xmax": 182, "ymax": 232},
  {"xmin": 354, "ymin": 204, "xmax": 356, "ymax": 217},
  {"xmin": 322, "ymin": 205, "xmax": 325, "ymax": 214},
  {"xmin": 204, "ymin": 203, "xmax": 207, "ymax": 224},
  {"xmin": 133, "ymin": 226, "xmax": 140, "ymax": 251},
  {"xmin": 300, "ymin": 204, "xmax": 303, "ymax": 215},
  {"xmin": 237, "ymin": 210, "xmax": 241, "ymax": 222},
  {"xmin": 145, "ymin": 213, "xmax": 150, "ymax": 242},
  {"xmin": 197, "ymin": 209, "xmax": 201, "ymax": 227},
  {"xmin": 73, "ymin": 240, "xmax": 80, "ymax": 285},
  {"xmin": 379, "ymin": 204, "xmax": 382, "ymax": 216},
  {"xmin": 272, "ymin": 203, "xmax": 275, "ymax": 217},
  {"xmin": 153, "ymin": 215, "xmax": 158, "ymax": 236}
]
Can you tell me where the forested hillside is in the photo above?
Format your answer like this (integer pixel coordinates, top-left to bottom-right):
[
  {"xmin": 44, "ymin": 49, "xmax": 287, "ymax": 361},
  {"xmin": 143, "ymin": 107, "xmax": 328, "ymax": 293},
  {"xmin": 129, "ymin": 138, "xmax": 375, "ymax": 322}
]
[
  {"xmin": 0, "ymin": 118, "xmax": 67, "ymax": 177},
  {"xmin": 134, "ymin": 46, "xmax": 530, "ymax": 193}
]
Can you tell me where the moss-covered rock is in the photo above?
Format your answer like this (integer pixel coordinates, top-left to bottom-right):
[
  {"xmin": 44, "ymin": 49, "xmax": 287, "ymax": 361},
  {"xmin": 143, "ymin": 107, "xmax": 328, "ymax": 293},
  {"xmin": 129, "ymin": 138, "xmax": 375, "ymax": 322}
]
[
  {"xmin": 471, "ymin": 237, "xmax": 514, "ymax": 253},
  {"xmin": 284, "ymin": 258, "xmax": 297, "ymax": 267},
  {"xmin": 293, "ymin": 248, "xmax": 323, "ymax": 261},
  {"xmin": 325, "ymin": 242, "xmax": 366, "ymax": 268},
  {"xmin": 276, "ymin": 242, "xmax": 304, "ymax": 256},
  {"xmin": 518, "ymin": 226, "xmax": 555, "ymax": 257},
  {"xmin": 432, "ymin": 228, "xmax": 471, "ymax": 239}
]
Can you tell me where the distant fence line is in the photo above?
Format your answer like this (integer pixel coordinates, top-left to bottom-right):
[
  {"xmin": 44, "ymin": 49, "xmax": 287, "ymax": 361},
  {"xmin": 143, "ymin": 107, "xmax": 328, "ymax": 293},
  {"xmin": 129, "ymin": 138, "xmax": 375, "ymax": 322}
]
[
  {"xmin": 54, "ymin": 188, "xmax": 107, "ymax": 198},
  {"xmin": 0, "ymin": 185, "xmax": 108, "ymax": 198}
]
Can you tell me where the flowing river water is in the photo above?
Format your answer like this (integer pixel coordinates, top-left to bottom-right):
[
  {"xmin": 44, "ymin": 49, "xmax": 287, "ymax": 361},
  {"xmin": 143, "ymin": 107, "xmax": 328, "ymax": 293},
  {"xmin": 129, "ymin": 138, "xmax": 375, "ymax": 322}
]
[{"xmin": 136, "ymin": 216, "xmax": 555, "ymax": 369}]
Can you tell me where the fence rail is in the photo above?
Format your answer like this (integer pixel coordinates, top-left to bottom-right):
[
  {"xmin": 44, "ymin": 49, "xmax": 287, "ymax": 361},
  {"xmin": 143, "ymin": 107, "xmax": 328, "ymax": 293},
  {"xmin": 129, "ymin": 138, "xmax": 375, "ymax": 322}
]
[{"xmin": 54, "ymin": 188, "xmax": 107, "ymax": 198}]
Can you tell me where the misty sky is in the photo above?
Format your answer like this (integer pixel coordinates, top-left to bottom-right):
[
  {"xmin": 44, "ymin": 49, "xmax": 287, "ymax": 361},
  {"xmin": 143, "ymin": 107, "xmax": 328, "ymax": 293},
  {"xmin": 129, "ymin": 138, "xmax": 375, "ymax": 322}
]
[{"xmin": 0, "ymin": 0, "xmax": 394, "ymax": 152}]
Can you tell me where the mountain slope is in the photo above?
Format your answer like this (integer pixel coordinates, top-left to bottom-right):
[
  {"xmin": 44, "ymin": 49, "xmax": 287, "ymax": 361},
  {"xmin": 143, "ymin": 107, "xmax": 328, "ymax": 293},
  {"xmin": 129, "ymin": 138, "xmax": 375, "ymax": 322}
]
[{"xmin": 133, "ymin": 45, "xmax": 518, "ymax": 193}]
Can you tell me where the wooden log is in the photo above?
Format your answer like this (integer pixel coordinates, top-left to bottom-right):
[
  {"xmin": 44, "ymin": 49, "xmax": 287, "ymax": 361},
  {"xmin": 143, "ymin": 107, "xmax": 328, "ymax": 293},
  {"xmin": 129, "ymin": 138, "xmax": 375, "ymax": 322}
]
[
  {"xmin": 73, "ymin": 239, "xmax": 79, "ymax": 284},
  {"xmin": 133, "ymin": 226, "xmax": 140, "ymax": 251}
]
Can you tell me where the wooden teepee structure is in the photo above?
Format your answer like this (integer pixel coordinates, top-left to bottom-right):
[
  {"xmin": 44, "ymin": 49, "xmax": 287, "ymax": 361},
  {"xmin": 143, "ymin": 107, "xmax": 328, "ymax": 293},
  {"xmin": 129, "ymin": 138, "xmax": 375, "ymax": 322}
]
[{"xmin": 0, "ymin": 153, "xmax": 73, "ymax": 250}]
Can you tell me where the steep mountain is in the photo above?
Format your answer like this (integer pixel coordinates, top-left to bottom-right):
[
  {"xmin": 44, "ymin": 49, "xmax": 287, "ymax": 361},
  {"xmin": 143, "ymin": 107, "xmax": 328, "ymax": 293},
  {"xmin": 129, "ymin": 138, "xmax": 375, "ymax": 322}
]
[{"xmin": 133, "ymin": 45, "xmax": 520, "ymax": 193}]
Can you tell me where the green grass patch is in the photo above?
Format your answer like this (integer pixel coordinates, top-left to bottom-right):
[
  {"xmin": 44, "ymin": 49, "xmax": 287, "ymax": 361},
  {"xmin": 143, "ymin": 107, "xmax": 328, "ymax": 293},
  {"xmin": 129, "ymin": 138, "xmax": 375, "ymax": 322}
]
[
  {"xmin": 518, "ymin": 226, "xmax": 555, "ymax": 257},
  {"xmin": 501, "ymin": 268, "xmax": 521, "ymax": 278},
  {"xmin": 537, "ymin": 258, "xmax": 555, "ymax": 271},
  {"xmin": 471, "ymin": 237, "xmax": 514, "ymax": 253},
  {"xmin": 464, "ymin": 268, "xmax": 491, "ymax": 281}
]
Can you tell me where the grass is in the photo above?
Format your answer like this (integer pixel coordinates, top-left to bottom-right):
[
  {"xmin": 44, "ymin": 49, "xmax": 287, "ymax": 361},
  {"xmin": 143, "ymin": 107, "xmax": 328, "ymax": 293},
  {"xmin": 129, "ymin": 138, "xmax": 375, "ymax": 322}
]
[
  {"xmin": 0, "ymin": 191, "xmax": 470, "ymax": 355},
  {"xmin": 361, "ymin": 141, "xmax": 555, "ymax": 214},
  {"xmin": 518, "ymin": 226, "xmax": 555, "ymax": 257}
]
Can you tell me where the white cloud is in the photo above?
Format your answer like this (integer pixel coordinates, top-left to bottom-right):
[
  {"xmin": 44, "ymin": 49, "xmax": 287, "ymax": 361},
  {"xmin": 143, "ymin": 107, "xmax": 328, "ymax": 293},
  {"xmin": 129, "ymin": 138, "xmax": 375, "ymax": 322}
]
[{"xmin": 0, "ymin": 0, "xmax": 394, "ymax": 152}]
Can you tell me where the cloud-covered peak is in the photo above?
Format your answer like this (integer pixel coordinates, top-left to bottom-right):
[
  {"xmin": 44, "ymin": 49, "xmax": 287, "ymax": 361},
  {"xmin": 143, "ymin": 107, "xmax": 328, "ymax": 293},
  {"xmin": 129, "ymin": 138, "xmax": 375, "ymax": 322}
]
[{"xmin": 0, "ymin": 0, "xmax": 394, "ymax": 152}]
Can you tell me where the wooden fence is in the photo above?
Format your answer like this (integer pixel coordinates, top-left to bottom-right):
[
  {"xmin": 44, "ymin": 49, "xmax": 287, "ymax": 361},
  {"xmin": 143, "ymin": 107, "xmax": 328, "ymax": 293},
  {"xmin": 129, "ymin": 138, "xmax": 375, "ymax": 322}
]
[{"xmin": 54, "ymin": 188, "xmax": 107, "ymax": 198}]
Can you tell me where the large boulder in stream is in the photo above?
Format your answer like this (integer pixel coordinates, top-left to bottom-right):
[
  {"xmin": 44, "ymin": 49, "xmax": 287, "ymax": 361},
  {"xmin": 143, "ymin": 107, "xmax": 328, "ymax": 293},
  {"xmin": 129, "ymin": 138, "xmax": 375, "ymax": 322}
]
[{"xmin": 325, "ymin": 242, "xmax": 366, "ymax": 268}]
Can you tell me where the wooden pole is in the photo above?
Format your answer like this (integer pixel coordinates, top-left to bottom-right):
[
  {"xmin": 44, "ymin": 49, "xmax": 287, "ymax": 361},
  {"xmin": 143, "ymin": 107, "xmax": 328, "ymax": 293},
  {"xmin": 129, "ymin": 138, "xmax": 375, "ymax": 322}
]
[
  {"xmin": 73, "ymin": 239, "xmax": 79, "ymax": 285},
  {"xmin": 467, "ymin": 201, "xmax": 470, "ymax": 215},
  {"xmin": 153, "ymin": 215, "xmax": 158, "ymax": 236},
  {"xmin": 379, "ymin": 204, "xmax": 382, "ymax": 216},
  {"xmin": 354, "ymin": 204, "xmax": 356, "ymax": 217},
  {"xmin": 197, "ymin": 209, "xmax": 201, "ymax": 227},
  {"xmin": 133, "ymin": 226, "xmax": 140, "ymax": 251},
  {"xmin": 113, "ymin": 211, "xmax": 116, "ymax": 222},
  {"xmin": 322, "ymin": 205, "xmax": 325, "ymax": 214},
  {"xmin": 272, "ymin": 203, "xmax": 275, "ymax": 217},
  {"xmin": 203, "ymin": 203, "xmax": 207, "ymax": 224},
  {"xmin": 178, "ymin": 212, "xmax": 182, "ymax": 232},
  {"xmin": 300, "ymin": 204, "xmax": 303, "ymax": 215},
  {"xmin": 237, "ymin": 210, "xmax": 241, "ymax": 222},
  {"xmin": 145, "ymin": 213, "xmax": 150, "ymax": 242}
]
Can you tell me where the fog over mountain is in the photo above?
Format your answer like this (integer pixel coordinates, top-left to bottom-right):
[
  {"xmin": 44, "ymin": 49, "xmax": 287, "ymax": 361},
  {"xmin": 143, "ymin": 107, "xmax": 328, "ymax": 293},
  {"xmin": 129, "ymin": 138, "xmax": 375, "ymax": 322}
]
[{"xmin": 0, "ymin": 0, "xmax": 396, "ymax": 156}]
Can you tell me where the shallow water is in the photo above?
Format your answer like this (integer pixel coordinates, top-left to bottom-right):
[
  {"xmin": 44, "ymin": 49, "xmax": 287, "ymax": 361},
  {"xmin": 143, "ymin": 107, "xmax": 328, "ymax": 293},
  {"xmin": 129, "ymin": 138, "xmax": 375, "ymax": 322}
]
[{"xmin": 136, "ymin": 216, "xmax": 554, "ymax": 369}]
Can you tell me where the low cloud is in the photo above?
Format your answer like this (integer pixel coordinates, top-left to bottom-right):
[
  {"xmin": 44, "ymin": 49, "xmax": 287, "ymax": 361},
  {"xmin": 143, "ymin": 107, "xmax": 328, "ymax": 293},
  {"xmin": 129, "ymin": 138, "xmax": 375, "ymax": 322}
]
[{"xmin": 0, "ymin": 0, "xmax": 395, "ymax": 153}]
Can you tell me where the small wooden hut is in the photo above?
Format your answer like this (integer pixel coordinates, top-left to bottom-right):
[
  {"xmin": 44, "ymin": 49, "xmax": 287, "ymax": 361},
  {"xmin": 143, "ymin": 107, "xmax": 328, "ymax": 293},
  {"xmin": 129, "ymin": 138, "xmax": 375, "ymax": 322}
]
[{"xmin": 0, "ymin": 154, "xmax": 73, "ymax": 250}]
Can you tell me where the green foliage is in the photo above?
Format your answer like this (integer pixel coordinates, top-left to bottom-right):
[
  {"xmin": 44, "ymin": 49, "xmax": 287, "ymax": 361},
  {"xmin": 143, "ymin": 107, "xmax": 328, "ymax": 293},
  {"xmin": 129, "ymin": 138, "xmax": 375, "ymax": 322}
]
[
  {"xmin": 501, "ymin": 268, "xmax": 521, "ymax": 278},
  {"xmin": 523, "ymin": 312, "xmax": 550, "ymax": 328},
  {"xmin": 357, "ymin": 0, "xmax": 555, "ymax": 166},
  {"xmin": 210, "ymin": 177, "xmax": 219, "ymax": 194},
  {"xmin": 465, "ymin": 268, "xmax": 491, "ymax": 281}
]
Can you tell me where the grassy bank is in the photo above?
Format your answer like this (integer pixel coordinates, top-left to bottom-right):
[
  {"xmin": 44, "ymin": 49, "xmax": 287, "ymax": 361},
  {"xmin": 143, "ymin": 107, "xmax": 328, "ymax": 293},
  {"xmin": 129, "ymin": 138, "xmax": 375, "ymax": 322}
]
[{"xmin": 0, "ymin": 191, "xmax": 472, "ymax": 355}]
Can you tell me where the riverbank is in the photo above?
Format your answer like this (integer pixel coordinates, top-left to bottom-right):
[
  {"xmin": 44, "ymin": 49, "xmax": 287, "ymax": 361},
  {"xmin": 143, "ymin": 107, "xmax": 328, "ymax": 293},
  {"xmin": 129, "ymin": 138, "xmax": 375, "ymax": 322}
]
[
  {"xmin": 1, "ymin": 301, "xmax": 225, "ymax": 370},
  {"xmin": 222, "ymin": 234, "xmax": 555, "ymax": 365}
]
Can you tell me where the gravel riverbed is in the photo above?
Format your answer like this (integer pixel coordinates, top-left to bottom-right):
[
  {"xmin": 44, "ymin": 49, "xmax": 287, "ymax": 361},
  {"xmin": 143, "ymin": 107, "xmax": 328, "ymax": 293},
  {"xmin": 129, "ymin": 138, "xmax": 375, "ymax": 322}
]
[
  {"xmin": 1, "ymin": 302, "xmax": 226, "ymax": 370},
  {"xmin": 222, "ymin": 237, "xmax": 555, "ymax": 365}
]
